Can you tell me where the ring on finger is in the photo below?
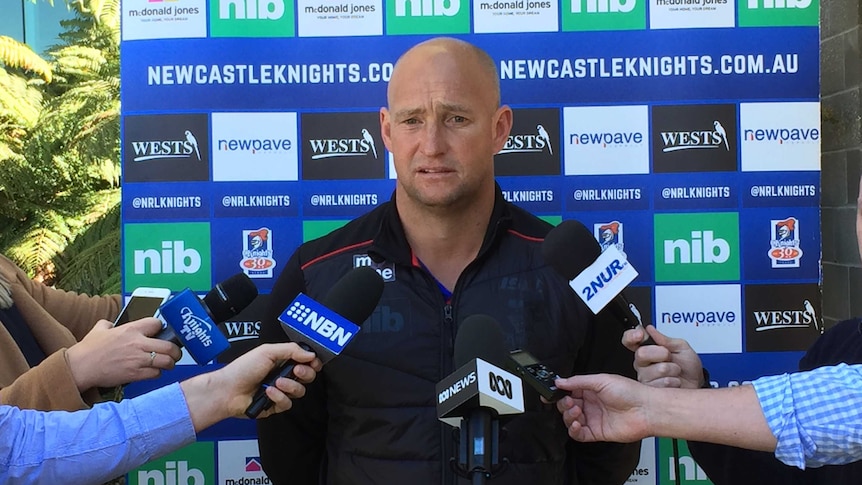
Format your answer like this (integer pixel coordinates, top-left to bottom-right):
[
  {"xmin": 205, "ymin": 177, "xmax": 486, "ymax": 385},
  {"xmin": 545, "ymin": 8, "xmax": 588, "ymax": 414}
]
[{"xmin": 149, "ymin": 351, "xmax": 157, "ymax": 367}]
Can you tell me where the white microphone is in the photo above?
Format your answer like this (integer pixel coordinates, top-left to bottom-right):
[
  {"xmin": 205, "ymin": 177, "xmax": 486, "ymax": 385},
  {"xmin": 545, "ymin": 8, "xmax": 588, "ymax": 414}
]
[{"xmin": 542, "ymin": 219, "xmax": 647, "ymax": 335}]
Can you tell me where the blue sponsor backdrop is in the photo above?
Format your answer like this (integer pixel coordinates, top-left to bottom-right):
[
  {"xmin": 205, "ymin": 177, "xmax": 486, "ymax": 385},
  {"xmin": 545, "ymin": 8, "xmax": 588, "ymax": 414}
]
[
  {"xmin": 122, "ymin": 29, "xmax": 819, "ymax": 111},
  {"xmin": 120, "ymin": 2, "xmax": 821, "ymax": 483}
]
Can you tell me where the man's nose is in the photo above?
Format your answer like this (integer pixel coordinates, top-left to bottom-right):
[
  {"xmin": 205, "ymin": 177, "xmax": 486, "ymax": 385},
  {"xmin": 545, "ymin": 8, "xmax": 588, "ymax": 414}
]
[{"xmin": 419, "ymin": 122, "xmax": 446, "ymax": 156}]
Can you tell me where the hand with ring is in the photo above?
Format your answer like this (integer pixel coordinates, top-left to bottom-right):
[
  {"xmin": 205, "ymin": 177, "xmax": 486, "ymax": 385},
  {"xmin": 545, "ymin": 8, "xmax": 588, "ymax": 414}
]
[{"xmin": 66, "ymin": 317, "xmax": 183, "ymax": 393}]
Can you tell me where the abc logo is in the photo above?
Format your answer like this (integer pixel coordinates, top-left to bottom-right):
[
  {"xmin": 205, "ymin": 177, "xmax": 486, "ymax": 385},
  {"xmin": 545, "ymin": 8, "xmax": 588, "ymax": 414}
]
[{"xmin": 488, "ymin": 371, "xmax": 513, "ymax": 399}]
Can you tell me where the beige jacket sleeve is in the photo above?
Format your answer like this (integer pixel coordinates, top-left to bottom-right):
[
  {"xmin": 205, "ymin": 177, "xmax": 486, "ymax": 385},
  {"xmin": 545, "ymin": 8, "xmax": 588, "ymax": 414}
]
[{"xmin": 0, "ymin": 255, "xmax": 122, "ymax": 411}]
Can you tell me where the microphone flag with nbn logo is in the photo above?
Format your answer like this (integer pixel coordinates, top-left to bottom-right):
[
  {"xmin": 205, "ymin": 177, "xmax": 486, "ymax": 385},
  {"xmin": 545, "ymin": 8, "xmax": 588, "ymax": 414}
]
[{"xmin": 278, "ymin": 293, "xmax": 361, "ymax": 364}]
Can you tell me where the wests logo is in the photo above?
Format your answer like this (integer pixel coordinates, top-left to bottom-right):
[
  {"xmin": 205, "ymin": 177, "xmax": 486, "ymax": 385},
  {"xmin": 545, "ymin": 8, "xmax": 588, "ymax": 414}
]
[
  {"xmin": 651, "ymin": 105, "xmax": 737, "ymax": 173},
  {"xmin": 494, "ymin": 108, "xmax": 560, "ymax": 176},
  {"xmin": 217, "ymin": 295, "xmax": 268, "ymax": 364},
  {"xmin": 745, "ymin": 284, "xmax": 822, "ymax": 352},
  {"xmin": 301, "ymin": 112, "xmax": 384, "ymax": 180},
  {"xmin": 123, "ymin": 114, "xmax": 210, "ymax": 182}
]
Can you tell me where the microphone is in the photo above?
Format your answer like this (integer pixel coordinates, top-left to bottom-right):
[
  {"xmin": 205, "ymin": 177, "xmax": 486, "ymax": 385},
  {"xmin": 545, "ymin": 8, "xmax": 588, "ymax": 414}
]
[
  {"xmin": 436, "ymin": 315, "xmax": 524, "ymax": 483},
  {"xmin": 244, "ymin": 266, "xmax": 384, "ymax": 418},
  {"xmin": 542, "ymin": 219, "xmax": 652, "ymax": 343},
  {"xmin": 156, "ymin": 273, "xmax": 258, "ymax": 365}
]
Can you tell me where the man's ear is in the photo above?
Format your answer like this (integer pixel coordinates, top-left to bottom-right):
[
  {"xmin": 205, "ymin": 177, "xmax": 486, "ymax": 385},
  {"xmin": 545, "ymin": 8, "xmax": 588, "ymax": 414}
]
[
  {"xmin": 492, "ymin": 105, "xmax": 513, "ymax": 153},
  {"xmin": 380, "ymin": 107, "xmax": 392, "ymax": 151}
]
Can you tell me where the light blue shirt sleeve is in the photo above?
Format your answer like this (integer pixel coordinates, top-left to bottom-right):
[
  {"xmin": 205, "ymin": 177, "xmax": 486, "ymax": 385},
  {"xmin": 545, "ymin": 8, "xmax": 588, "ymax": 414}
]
[
  {"xmin": 753, "ymin": 363, "xmax": 862, "ymax": 469},
  {"xmin": 0, "ymin": 382, "xmax": 197, "ymax": 485}
]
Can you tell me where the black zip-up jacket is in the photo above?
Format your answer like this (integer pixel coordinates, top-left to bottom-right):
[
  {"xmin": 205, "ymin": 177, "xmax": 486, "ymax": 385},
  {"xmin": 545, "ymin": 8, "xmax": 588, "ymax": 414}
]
[{"xmin": 257, "ymin": 188, "xmax": 640, "ymax": 485}]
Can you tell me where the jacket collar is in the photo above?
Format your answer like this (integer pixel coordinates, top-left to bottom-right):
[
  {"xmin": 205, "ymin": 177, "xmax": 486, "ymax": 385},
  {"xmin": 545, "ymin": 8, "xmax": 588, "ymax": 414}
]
[{"xmin": 368, "ymin": 184, "xmax": 512, "ymax": 266}]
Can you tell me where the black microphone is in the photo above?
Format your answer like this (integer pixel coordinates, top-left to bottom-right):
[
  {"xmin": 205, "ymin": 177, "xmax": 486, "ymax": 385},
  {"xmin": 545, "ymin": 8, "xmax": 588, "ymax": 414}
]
[
  {"xmin": 542, "ymin": 219, "xmax": 653, "ymax": 344},
  {"xmin": 245, "ymin": 266, "xmax": 384, "ymax": 418},
  {"xmin": 437, "ymin": 315, "xmax": 525, "ymax": 484},
  {"xmin": 156, "ymin": 273, "xmax": 258, "ymax": 364}
]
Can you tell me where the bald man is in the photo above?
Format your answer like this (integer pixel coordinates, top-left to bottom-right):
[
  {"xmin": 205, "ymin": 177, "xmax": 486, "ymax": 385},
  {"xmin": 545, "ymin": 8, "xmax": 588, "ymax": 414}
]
[{"xmin": 256, "ymin": 38, "xmax": 639, "ymax": 485}]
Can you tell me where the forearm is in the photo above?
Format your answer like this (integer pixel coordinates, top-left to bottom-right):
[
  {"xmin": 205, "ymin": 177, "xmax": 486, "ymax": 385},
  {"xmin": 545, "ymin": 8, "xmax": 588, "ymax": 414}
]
[
  {"xmin": 647, "ymin": 385, "xmax": 776, "ymax": 452},
  {"xmin": 1, "ymin": 384, "xmax": 195, "ymax": 485},
  {"xmin": 180, "ymin": 372, "xmax": 231, "ymax": 432}
]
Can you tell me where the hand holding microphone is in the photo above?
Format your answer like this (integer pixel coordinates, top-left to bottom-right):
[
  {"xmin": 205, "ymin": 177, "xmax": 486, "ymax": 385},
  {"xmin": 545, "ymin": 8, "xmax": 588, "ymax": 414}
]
[
  {"xmin": 622, "ymin": 324, "xmax": 706, "ymax": 390},
  {"xmin": 157, "ymin": 272, "xmax": 259, "ymax": 365},
  {"xmin": 542, "ymin": 219, "xmax": 653, "ymax": 345},
  {"xmin": 245, "ymin": 266, "xmax": 384, "ymax": 418}
]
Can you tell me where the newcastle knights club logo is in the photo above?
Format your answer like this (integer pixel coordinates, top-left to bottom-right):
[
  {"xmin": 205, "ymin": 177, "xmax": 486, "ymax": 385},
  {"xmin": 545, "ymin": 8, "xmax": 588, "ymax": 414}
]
[
  {"xmin": 769, "ymin": 217, "xmax": 802, "ymax": 268},
  {"xmin": 240, "ymin": 227, "xmax": 276, "ymax": 278},
  {"xmin": 594, "ymin": 221, "xmax": 625, "ymax": 256}
]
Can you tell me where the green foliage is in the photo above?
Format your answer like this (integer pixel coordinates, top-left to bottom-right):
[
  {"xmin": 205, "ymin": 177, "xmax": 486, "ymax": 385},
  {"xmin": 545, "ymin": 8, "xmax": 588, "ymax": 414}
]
[
  {"xmin": 0, "ymin": 36, "xmax": 52, "ymax": 82},
  {"xmin": 53, "ymin": 198, "xmax": 121, "ymax": 294},
  {"xmin": 0, "ymin": 0, "xmax": 120, "ymax": 293}
]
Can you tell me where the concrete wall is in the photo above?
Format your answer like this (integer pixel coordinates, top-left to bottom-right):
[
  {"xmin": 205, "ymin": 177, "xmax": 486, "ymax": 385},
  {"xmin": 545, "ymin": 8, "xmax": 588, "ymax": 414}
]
[{"xmin": 820, "ymin": 0, "xmax": 862, "ymax": 327}]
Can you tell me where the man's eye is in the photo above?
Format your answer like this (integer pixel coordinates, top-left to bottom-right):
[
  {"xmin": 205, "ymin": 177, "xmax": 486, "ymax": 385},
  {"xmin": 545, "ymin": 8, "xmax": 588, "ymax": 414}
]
[{"xmin": 451, "ymin": 116, "xmax": 466, "ymax": 123}]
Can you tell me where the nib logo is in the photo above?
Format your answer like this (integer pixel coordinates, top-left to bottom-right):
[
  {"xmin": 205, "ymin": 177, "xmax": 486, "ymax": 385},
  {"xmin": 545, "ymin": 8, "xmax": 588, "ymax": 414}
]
[
  {"xmin": 571, "ymin": 0, "xmax": 637, "ymax": 13},
  {"xmin": 219, "ymin": 0, "xmax": 285, "ymax": 19},
  {"xmin": 654, "ymin": 212, "xmax": 739, "ymax": 282},
  {"xmin": 747, "ymin": 0, "xmax": 811, "ymax": 8},
  {"xmin": 210, "ymin": 0, "xmax": 295, "ymax": 37},
  {"xmin": 129, "ymin": 442, "xmax": 214, "ymax": 485},
  {"xmin": 563, "ymin": 0, "xmax": 645, "ymax": 31},
  {"xmin": 395, "ymin": 0, "xmax": 460, "ymax": 16},
  {"xmin": 387, "ymin": 0, "xmax": 469, "ymax": 34},
  {"xmin": 123, "ymin": 222, "xmax": 212, "ymax": 292},
  {"xmin": 739, "ymin": 0, "xmax": 818, "ymax": 26}
]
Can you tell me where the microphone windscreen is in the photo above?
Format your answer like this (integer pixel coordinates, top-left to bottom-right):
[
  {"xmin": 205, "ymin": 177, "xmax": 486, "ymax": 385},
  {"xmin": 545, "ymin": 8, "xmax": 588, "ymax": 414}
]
[
  {"xmin": 541, "ymin": 219, "xmax": 602, "ymax": 280},
  {"xmin": 321, "ymin": 266, "xmax": 384, "ymax": 326},
  {"xmin": 203, "ymin": 273, "xmax": 259, "ymax": 322},
  {"xmin": 454, "ymin": 315, "xmax": 507, "ymax": 369}
]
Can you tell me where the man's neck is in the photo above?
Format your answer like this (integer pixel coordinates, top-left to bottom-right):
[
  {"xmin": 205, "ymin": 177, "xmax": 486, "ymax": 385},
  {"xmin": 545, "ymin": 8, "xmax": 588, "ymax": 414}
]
[{"xmin": 397, "ymin": 190, "xmax": 495, "ymax": 292}]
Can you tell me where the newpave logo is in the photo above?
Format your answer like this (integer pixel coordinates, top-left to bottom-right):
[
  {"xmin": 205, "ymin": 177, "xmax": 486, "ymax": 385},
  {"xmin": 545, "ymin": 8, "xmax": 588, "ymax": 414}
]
[
  {"xmin": 386, "ymin": 0, "xmax": 470, "ymax": 34},
  {"xmin": 562, "ymin": 0, "xmax": 645, "ymax": 31},
  {"xmin": 564, "ymin": 105, "xmax": 649, "ymax": 175},
  {"xmin": 654, "ymin": 212, "xmax": 739, "ymax": 282},
  {"xmin": 210, "ymin": 0, "xmax": 296, "ymax": 37},
  {"xmin": 738, "ymin": 0, "xmax": 818, "ymax": 27},
  {"xmin": 128, "ymin": 442, "xmax": 215, "ymax": 485},
  {"xmin": 740, "ymin": 102, "xmax": 820, "ymax": 172},
  {"xmin": 655, "ymin": 284, "xmax": 742, "ymax": 354},
  {"xmin": 123, "ymin": 222, "xmax": 212, "ymax": 292},
  {"xmin": 212, "ymin": 112, "xmax": 298, "ymax": 181}
]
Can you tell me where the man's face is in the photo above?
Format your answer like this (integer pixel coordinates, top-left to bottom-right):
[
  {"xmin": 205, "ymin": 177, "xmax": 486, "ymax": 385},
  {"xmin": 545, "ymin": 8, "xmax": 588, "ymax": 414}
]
[{"xmin": 380, "ymin": 46, "xmax": 511, "ymax": 210}]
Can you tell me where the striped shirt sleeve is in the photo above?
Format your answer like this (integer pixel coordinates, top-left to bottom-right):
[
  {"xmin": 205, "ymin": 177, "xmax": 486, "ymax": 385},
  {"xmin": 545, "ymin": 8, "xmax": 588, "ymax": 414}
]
[{"xmin": 753, "ymin": 363, "xmax": 862, "ymax": 469}]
